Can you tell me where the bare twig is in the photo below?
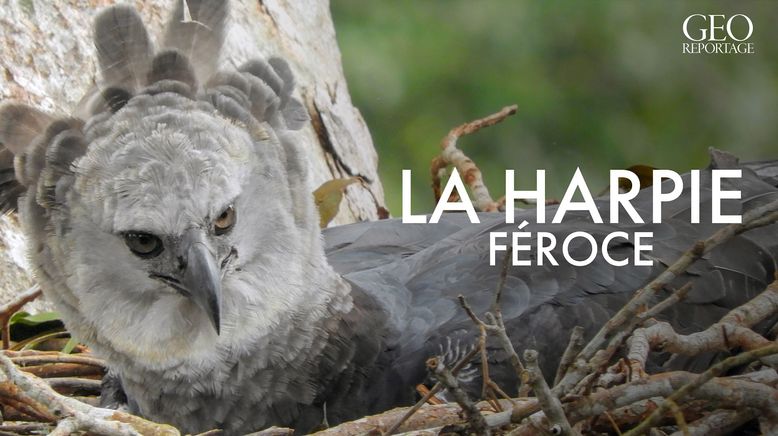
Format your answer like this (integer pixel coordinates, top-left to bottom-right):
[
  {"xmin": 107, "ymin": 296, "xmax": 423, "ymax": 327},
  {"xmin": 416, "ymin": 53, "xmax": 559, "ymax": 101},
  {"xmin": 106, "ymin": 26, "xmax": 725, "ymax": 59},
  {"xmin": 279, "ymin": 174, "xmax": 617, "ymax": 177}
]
[
  {"xmin": 557, "ymin": 199, "xmax": 778, "ymax": 395},
  {"xmin": 415, "ymin": 384, "xmax": 444, "ymax": 405},
  {"xmin": 589, "ymin": 399, "xmax": 705, "ymax": 435},
  {"xmin": 431, "ymin": 105, "xmax": 518, "ymax": 211},
  {"xmin": 596, "ymin": 359, "xmax": 629, "ymax": 388},
  {"xmin": 636, "ymin": 282, "xmax": 692, "ymax": 323},
  {"xmin": 624, "ymin": 343, "xmax": 778, "ymax": 435},
  {"xmin": 6, "ymin": 350, "xmax": 106, "ymax": 368},
  {"xmin": 317, "ymin": 399, "xmax": 521, "ymax": 436},
  {"xmin": 457, "ymin": 294, "xmax": 485, "ymax": 326},
  {"xmin": 0, "ymin": 422, "xmax": 54, "ymax": 434},
  {"xmin": 522, "ymin": 350, "xmax": 576, "ymax": 435},
  {"xmin": 508, "ymin": 369, "xmax": 777, "ymax": 435},
  {"xmin": 0, "ymin": 380, "xmax": 58, "ymax": 422},
  {"xmin": 1, "ymin": 285, "xmax": 43, "ymax": 349},
  {"xmin": 602, "ymin": 411, "xmax": 623, "ymax": 435},
  {"xmin": 0, "ymin": 352, "xmax": 179, "ymax": 435},
  {"xmin": 458, "ymin": 293, "xmax": 529, "ymax": 404},
  {"xmin": 628, "ymin": 321, "xmax": 777, "ymax": 374},
  {"xmin": 383, "ymin": 346, "xmax": 480, "ymax": 435},
  {"xmin": 458, "ymin": 250, "xmax": 529, "ymax": 399},
  {"xmin": 508, "ymin": 398, "xmax": 542, "ymax": 425},
  {"xmin": 426, "ymin": 356, "xmax": 490, "ymax": 435},
  {"xmin": 554, "ymin": 326, "xmax": 585, "ymax": 387},
  {"xmin": 720, "ymin": 276, "xmax": 778, "ymax": 327},
  {"xmin": 491, "ymin": 248, "xmax": 512, "ymax": 312},
  {"xmin": 242, "ymin": 426, "xmax": 294, "ymax": 436},
  {"xmin": 456, "ymin": 296, "xmax": 505, "ymax": 411},
  {"xmin": 489, "ymin": 251, "xmax": 530, "ymax": 396},
  {"xmin": 627, "ymin": 280, "xmax": 778, "ymax": 376},
  {"xmin": 486, "ymin": 312, "xmax": 530, "ymax": 397},
  {"xmin": 669, "ymin": 408, "xmax": 758, "ymax": 436},
  {"xmin": 476, "ymin": 323, "xmax": 504, "ymax": 411},
  {"xmin": 664, "ymin": 399, "xmax": 689, "ymax": 436},
  {"xmin": 19, "ymin": 362, "xmax": 105, "ymax": 378},
  {"xmin": 45, "ymin": 377, "xmax": 102, "ymax": 395}
]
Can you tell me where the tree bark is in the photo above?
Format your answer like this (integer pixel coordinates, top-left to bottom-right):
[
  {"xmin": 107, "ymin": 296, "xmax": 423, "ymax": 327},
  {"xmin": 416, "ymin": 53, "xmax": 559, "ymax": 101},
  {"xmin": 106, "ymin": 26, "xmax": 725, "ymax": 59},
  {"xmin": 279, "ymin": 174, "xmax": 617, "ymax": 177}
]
[{"xmin": 0, "ymin": 0, "xmax": 386, "ymax": 307}]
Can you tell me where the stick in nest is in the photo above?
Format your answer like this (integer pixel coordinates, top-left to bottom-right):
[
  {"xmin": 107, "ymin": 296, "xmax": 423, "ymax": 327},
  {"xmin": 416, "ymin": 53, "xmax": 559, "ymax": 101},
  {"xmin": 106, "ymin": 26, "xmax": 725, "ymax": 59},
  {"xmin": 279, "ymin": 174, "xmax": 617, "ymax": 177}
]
[
  {"xmin": 522, "ymin": 349, "xmax": 576, "ymax": 436},
  {"xmin": 383, "ymin": 345, "xmax": 480, "ymax": 435},
  {"xmin": 426, "ymin": 356, "xmax": 491, "ymax": 436},
  {"xmin": 1, "ymin": 285, "xmax": 43, "ymax": 349},
  {"xmin": 0, "ymin": 351, "xmax": 180, "ymax": 436},
  {"xmin": 623, "ymin": 343, "xmax": 778, "ymax": 436},
  {"xmin": 555, "ymin": 199, "xmax": 778, "ymax": 396},
  {"xmin": 431, "ymin": 105, "xmax": 518, "ymax": 212}
]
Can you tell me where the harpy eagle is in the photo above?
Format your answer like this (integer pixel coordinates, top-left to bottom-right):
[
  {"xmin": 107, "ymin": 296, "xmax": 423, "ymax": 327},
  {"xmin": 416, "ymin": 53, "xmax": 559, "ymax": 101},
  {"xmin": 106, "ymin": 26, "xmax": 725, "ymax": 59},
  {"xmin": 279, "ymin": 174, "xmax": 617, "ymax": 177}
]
[{"xmin": 0, "ymin": 1, "xmax": 776, "ymax": 434}]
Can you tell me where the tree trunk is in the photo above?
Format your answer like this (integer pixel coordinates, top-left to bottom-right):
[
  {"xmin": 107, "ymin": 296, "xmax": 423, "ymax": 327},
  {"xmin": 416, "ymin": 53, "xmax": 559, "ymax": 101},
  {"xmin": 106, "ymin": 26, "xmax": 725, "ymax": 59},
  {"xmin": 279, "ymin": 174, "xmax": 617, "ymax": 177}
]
[{"xmin": 0, "ymin": 0, "xmax": 386, "ymax": 308}]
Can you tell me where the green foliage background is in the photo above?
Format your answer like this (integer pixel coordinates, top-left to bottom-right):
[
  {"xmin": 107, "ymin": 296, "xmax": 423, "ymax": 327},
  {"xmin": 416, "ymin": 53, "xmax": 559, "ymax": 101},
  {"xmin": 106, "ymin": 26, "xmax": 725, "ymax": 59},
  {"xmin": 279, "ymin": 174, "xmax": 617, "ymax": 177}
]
[{"xmin": 331, "ymin": 1, "xmax": 777, "ymax": 214}]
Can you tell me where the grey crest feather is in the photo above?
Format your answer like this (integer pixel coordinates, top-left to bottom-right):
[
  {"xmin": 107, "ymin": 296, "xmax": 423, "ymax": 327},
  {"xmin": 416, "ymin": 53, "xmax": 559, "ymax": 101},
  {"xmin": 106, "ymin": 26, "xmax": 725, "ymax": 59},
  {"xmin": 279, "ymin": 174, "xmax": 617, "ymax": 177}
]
[
  {"xmin": 40, "ymin": 131, "xmax": 88, "ymax": 208},
  {"xmin": 0, "ymin": 165, "xmax": 24, "ymax": 213},
  {"xmin": 206, "ymin": 70, "xmax": 251, "ymax": 97},
  {"xmin": 240, "ymin": 73, "xmax": 282, "ymax": 123},
  {"xmin": 267, "ymin": 57, "xmax": 309, "ymax": 130},
  {"xmin": 239, "ymin": 59, "xmax": 310, "ymax": 130},
  {"xmin": 267, "ymin": 57, "xmax": 296, "ymax": 101},
  {"xmin": 241, "ymin": 59, "xmax": 284, "ymax": 97},
  {"xmin": 0, "ymin": 103, "xmax": 54, "ymax": 211},
  {"xmin": 147, "ymin": 50, "xmax": 198, "ymax": 90},
  {"xmin": 29, "ymin": 119, "xmax": 84, "ymax": 208},
  {"xmin": 281, "ymin": 98, "xmax": 309, "ymax": 131},
  {"xmin": 0, "ymin": 103, "xmax": 53, "ymax": 155},
  {"xmin": 94, "ymin": 5, "xmax": 153, "ymax": 91},
  {"xmin": 0, "ymin": 103, "xmax": 86, "ymax": 212},
  {"xmin": 99, "ymin": 87, "xmax": 134, "ymax": 113},
  {"xmin": 163, "ymin": 0, "xmax": 229, "ymax": 83}
]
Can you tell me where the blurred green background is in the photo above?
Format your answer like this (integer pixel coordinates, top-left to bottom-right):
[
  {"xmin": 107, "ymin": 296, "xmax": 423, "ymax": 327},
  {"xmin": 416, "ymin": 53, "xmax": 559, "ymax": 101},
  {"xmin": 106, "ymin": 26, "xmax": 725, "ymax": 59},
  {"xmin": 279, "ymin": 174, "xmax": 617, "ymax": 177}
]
[{"xmin": 330, "ymin": 1, "xmax": 777, "ymax": 215}]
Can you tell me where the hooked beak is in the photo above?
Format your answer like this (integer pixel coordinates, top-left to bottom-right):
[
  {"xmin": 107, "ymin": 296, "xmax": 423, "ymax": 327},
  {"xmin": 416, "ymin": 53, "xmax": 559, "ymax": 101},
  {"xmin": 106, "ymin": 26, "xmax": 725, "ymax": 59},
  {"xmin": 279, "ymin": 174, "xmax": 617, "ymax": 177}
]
[{"xmin": 179, "ymin": 229, "xmax": 223, "ymax": 335}]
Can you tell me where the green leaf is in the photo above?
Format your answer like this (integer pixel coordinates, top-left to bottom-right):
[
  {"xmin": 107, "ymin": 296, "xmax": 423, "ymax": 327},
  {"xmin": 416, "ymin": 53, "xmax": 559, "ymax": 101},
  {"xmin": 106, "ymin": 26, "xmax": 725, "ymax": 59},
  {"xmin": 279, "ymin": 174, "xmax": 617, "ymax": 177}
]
[
  {"xmin": 9, "ymin": 311, "xmax": 62, "ymax": 326},
  {"xmin": 9, "ymin": 311, "xmax": 31, "ymax": 324},
  {"xmin": 61, "ymin": 336, "xmax": 78, "ymax": 354},
  {"xmin": 14, "ymin": 329, "xmax": 68, "ymax": 351}
]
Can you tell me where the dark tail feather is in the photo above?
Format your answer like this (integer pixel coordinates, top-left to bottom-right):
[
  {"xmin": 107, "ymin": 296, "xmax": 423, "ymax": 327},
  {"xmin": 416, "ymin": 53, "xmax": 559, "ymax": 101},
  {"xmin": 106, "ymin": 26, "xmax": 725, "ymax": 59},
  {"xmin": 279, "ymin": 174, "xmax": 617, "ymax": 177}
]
[
  {"xmin": 742, "ymin": 159, "xmax": 778, "ymax": 188},
  {"xmin": 163, "ymin": 0, "xmax": 229, "ymax": 84},
  {"xmin": 93, "ymin": 5, "xmax": 153, "ymax": 91}
]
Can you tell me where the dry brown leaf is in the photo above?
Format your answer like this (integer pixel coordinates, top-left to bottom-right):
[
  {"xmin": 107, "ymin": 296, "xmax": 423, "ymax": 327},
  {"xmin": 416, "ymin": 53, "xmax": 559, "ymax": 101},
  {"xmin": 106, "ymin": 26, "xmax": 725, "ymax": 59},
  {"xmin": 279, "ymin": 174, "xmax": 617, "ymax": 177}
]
[
  {"xmin": 620, "ymin": 164, "xmax": 657, "ymax": 191},
  {"xmin": 313, "ymin": 177, "xmax": 362, "ymax": 228}
]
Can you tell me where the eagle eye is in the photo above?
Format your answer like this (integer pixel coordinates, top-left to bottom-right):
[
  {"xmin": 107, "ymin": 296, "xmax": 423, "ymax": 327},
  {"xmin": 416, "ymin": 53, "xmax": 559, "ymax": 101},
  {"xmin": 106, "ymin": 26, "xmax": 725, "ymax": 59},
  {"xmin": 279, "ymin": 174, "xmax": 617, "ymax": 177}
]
[
  {"xmin": 123, "ymin": 232, "xmax": 164, "ymax": 258},
  {"xmin": 214, "ymin": 205, "xmax": 236, "ymax": 235}
]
